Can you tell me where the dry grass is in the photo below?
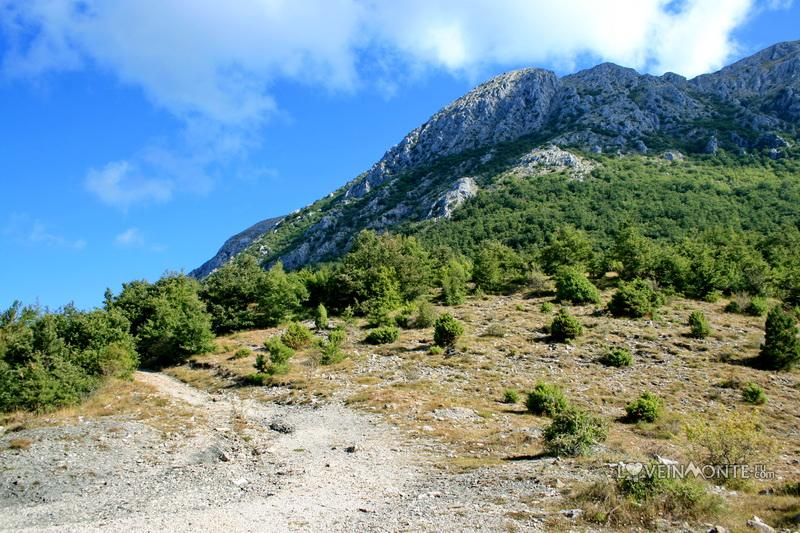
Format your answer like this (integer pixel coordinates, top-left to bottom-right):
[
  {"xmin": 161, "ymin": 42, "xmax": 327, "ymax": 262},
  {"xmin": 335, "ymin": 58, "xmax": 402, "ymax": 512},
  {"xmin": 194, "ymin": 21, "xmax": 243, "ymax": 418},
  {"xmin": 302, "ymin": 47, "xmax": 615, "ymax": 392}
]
[
  {"xmin": 6, "ymin": 438, "xmax": 33, "ymax": 450},
  {"xmin": 153, "ymin": 290, "xmax": 798, "ymax": 530},
  {"xmin": 0, "ymin": 377, "xmax": 203, "ymax": 436}
]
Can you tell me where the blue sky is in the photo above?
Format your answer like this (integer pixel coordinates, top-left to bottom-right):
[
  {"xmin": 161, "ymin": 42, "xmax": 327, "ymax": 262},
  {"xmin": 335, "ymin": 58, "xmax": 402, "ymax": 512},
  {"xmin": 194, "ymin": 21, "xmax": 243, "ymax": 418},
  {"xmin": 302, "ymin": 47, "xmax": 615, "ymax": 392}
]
[{"xmin": 1, "ymin": 0, "xmax": 798, "ymax": 310}]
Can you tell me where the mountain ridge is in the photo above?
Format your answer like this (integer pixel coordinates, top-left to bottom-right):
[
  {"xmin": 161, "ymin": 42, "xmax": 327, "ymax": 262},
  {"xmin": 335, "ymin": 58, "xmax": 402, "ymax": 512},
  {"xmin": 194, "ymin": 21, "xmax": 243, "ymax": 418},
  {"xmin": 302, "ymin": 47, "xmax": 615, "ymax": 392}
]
[{"xmin": 192, "ymin": 40, "xmax": 799, "ymax": 278}]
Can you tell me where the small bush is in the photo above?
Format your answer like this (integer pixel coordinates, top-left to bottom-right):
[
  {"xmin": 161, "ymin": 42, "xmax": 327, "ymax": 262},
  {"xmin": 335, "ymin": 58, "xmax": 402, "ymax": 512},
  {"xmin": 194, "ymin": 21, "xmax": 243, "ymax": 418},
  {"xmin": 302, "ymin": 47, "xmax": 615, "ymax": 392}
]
[
  {"xmin": 281, "ymin": 322, "xmax": 313, "ymax": 350},
  {"xmin": 549, "ymin": 309, "xmax": 582, "ymax": 342},
  {"xmin": 414, "ymin": 301, "xmax": 437, "ymax": 328},
  {"xmin": 725, "ymin": 294, "xmax": 768, "ymax": 317},
  {"xmin": 314, "ymin": 304, "xmax": 328, "ymax": 330},
  {"xmin": 320, "ymin": 327, "xmax": 347, "ymax": 365},
  {"xmin": 540, "ymin": 302, "xmax": 554, "ymax": 314},
  {"xmin": 484, "ymin": 322, "xmax": 506, "ymax": 337},
  {"xmin": 757, "ymin": 306, "xmax": 800, "ymax": 370},
  {"xmin": 232, "ymin": 347, "xmax": 252, "ymax": 359},
  {"xmin": 688, "ymin": 311, "xmax": 711, "ymax": 339},
  {"xmin": 625, "ymin": 391, "xmax": 662, "ymax": 423},
  {"xmin": 428, "ymin": 345, "xmax": 444, "ymax": 355},
  {"xmin": 433, "ymin": 313, "xmax": 464, "ymax": 348},
  {"xmin": 502, "ymin": 389, "xmax": 520, "ymax": 404},
  {"xmin": 254, "ymin": 353, "xmax": 269, "ymax": 374},
  {"xmin": 264, "ymin": 337, "xmax": 295, "ymax": 365},
  {"xmin": 364, "ymin": 326, "xmax": 399, "ymax": 345},
  {"xmin": 741, "ymin": 382, "xmax": 767, "ymax": 405},
  {"xmin": 576, "ymin": 472, "xmax": 722, "ymax": 528},
  {"xmin": 256, "ymin": 337, "xmax": 295, "ymax": 376},
  {"xmin": 608, "ymin": 279, "xmax": 663, "ymax": 318},
  {"xmin": 243, "ymin": 373, "xmax": 271, "ymax": 386},
  {"xmin": 599, "ymin": 346, "xmax": 633, "ymax": 367},
  {"xmin": 393, "ymin": 303, "xmax": 415, "ymax": 329},
  {"xmin": 686, "ymin": 410, "xmax": 773, "ymax": 487},
  {"xmin": 526, "ymin": 382, "xmax": 569, "ymax": 417},
  {"xmin": 723, "ymin": 300, "xmax": 741, "ymax": 313},
  {"xmin": 543, "ymin": 406, "xmax": 607, "ymax": 457},
  {"xmin": 744, "ymin": 297, "xmax": 768, "ymax": 317},
  {"xmin": 555, "ymin": 267, "xmax": 601, "ymax": 305}
]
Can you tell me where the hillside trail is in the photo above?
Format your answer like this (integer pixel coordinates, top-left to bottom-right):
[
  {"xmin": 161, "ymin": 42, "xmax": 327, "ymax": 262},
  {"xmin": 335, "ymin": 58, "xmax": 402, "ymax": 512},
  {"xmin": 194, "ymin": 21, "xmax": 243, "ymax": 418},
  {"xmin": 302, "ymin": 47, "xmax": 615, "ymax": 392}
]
[{"xmin": 1, "ymin": 371, "xmax": 550, "ymax": 532}]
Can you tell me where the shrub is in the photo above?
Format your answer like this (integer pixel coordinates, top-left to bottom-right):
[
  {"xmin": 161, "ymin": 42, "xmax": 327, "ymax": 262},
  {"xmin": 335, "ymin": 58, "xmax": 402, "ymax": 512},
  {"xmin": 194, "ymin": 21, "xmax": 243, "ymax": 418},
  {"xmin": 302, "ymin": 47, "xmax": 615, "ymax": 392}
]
[
  {"xmin": 687, "ymin": 311, "xmax": 711, "ymax": 339},
  {"xmin": 393, "ymin": 303, "xmax": 415, "ymax": 329},
  {"xmin": 264, "ymin": 337, "xmax": 294, "ymax": 365},
  {"xmin": 314, "ymin": 304, "xmax": 328, "ymax": 330},
  {"xmin": 540, "ymin": 302, "xmax": 554, "ymax": 314},
  {"xmin": 502, "ymin": 389, "xmax": 520, "ymax": 404},
  {"xmin": 741, "ymin": 382, "xmax": 767, "ymax": 405},
  {"xmin": 433, "ymin": 313, "xmax": 464, "ymax": 348},
  {"xmin": 608, "ymin": 278, "xmax": 664, "ymax": 318},
  {"xmin": 526, "ymin": 382, "xmax": 569, "ymax": 417},
  {"xmin": 554, "ymin": 267, "xmax": 601, "ymax": 305},
  {"xmin": 232, "ymin": 347, "xmax": 252, "ymax": 359},
  {"xmin": 243, "ymin": 373, "xmax": 271, "ymax": 385},
  {"xmin": 320, "ymin": 327, "xmax": 347, "ymax": 365},
  {"xmin": 726, "ymin": 294, "xmax": 768, "ymax": 317},
  {"xmin": 724, "ymin": 300, "xmax": 742, "ymax": 314},
  {"xmin": 428, "ymin": 345, "xmax": 444, "ymax": 355},
  {"xmin": 484, "ymin": 322, "xmax": 506, "ymax": 337},
  {"xmin": 254, "ymin": 353, "xmax": 269, "ymax": 374},
  {"xmin": 549, "ymin": 309, "xmax": 582, "ymax": 342},
  {"xmin": 599, "ymin": 346, "xmax": 633, "ymax": 367},
  {"xmin": 624, "ymin": 391, "xmax": 662, "ymax": 423},
  {"xmin": 744, "ymin": 296, "xmax": 768, "ymax": 317},
  {"xmin": 757, "ymin": 306, "xmax": 800, "ymax": 370},
  {"xmin": 686, "ymin": 411, "xmax": 773, "ymax": 487},
  {"xmin": 281, "ymin": 322, "xmax": 313, "ymax": 350},
  {"xmin": 576, "ymin": 472, "xmax": 722, "ymax": 527},
  {"xmin": 414, "ymin": 301, "xmax": 437, "ymax": 328},
  {"xmin": 543, "ymin": 406, "xmax": 607, "ymax": 457},
  {"xmin": 364, "ymin": 326, "xmax": 399, "ymax": 345}
]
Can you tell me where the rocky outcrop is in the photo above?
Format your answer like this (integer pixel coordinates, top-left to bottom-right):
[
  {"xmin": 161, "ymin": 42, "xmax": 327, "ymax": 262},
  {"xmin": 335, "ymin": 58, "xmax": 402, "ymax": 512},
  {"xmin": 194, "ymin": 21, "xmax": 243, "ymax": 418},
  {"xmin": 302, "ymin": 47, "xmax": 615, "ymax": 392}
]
[
  {"xmin": 346, "ymin": 68, "xmax": 559, "ymax": 197},
  {"xmin": 511, "ymin": 146, "xmax": 593, "ymax": 180},
  {"xmin": 427, "ymin": 177, "xmax": 478, "ymax": 219},
  {"xmin": 190, "ymin": 216, "xmax": 283, "ymax": 278}
]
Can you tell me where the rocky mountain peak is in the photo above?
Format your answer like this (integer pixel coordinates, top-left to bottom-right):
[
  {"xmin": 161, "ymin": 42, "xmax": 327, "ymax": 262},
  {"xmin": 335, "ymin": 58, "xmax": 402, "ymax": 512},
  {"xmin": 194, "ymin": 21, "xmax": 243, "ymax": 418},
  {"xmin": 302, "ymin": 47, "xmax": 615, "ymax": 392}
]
[{"xmin": 194, "ymin": 41, "xmax": 800, "ymax": 277}]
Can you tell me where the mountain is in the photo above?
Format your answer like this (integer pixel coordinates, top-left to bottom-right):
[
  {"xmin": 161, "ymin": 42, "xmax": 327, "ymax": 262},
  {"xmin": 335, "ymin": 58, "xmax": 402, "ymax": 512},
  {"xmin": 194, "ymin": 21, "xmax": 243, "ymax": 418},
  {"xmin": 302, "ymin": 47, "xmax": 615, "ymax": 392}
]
[{"xmin": 192, "ymin": 41, "xmax": 799, "ymax": 278}]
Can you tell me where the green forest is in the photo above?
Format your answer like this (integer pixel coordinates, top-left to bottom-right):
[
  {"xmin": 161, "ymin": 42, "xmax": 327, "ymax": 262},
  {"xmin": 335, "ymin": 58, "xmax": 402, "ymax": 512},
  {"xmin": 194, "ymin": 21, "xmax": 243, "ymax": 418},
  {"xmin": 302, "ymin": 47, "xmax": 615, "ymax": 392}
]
[{"xmin": 3, "ymin": 149, "xmax": 800, "ymax": 412}]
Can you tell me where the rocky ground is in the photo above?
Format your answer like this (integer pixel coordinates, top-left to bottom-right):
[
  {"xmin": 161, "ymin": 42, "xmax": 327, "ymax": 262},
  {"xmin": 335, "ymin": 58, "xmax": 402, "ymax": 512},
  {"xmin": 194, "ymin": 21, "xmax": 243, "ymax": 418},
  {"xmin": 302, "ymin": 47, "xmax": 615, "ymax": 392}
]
[{"xmin": 1, "ymin": 372, "xmax": 563, "ymax": 532}]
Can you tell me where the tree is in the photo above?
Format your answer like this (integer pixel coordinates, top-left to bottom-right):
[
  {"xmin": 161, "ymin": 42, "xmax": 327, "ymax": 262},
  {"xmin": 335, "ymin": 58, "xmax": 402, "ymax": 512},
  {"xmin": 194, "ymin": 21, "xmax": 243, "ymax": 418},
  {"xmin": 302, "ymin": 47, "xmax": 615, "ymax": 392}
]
[
  {"xmin": 256, "ymin": 262, "xmax": 309, "ymax": 326},
  {"xmin": 611, "ymin": 227, "xmax": 655, "ymax": 280},
  {"xmin": 440, "ymin": 258, "xmax": 469, "ymax": 305},
  {"xmin": 200, "ymin": 255, "xmax": 266, "ymax": 333},
  {"xmin": 757, "ymin": 306, "xmax": 799, "ymax": 370},
  {"xmin": 540, "ymin": 226, "xmax": 593, "ymax": 275},
  {"xmin": 472, "ymin": 241, "xmax": 524, "ymax": 294},
  {"xmin": 335, "ymin": 230, "xmax": 433, "ymax": 307},
  {"xmin": 554, "ymin": 267, "xmax": 600, "ymax": 305},
  {"xmin": 109, "ymin": 274, "xmax": 214, "ymax": 367}
]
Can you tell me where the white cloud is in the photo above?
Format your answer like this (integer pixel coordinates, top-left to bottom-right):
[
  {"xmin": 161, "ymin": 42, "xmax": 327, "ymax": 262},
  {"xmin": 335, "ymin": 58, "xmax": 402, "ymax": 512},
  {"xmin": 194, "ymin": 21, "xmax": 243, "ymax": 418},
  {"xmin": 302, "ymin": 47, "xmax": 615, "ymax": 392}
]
[
  {"xmin": 1, "ymin": 0, "xmax": 785, "ymax": 207},
  {"xmin": 84, "ymin": 160, "xmax": 173, "ymax": 210},
  {"xmin": 114, "ymin": 227, "xmax": 144, "ymax": 247},
  {"xmin": 4, "ymin": 213, "xmax": 86, "ymax": 250}
]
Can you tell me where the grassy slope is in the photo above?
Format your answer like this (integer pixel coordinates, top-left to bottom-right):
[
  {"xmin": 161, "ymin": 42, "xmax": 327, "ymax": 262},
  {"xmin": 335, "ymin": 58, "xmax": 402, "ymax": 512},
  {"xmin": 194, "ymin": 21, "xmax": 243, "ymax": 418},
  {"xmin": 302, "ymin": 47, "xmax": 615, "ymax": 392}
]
[{"xmin": 164, "ymin": 285, "xmax": 799, "ymax": 531}]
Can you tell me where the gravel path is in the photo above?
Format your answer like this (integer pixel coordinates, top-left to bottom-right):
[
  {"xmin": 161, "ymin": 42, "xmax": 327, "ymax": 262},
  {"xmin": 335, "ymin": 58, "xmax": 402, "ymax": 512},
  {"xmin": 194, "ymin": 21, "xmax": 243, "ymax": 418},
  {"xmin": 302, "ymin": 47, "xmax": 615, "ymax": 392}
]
[{"xmin": 0, "ymin": 372, "xmax": 552, "ymax": 532}]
